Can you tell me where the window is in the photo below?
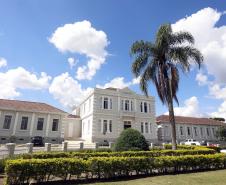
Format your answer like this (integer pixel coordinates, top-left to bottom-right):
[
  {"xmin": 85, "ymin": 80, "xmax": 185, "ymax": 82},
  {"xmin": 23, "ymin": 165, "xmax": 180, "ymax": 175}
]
[
  {"xmin": 124, "ymin": 121, "xmax": 131, "ymax": 129},
  {"xmin": 145, "ymin": 122, "xmax": 148, "ymax": 133},
  {"xmin": 52, "ymin": 119, "xmax": 59, "ymax": 131},
  {"xmin": 194, "ymin": 127, "xmax": 198, "ymax": 136},
  {"xmin": 206, "ymin": 128, "xmax": 210, "ymax": 136},
  {"xmin": 200, "ymin": 127, "xmax": 203, "ymax": 136},
  {"xmin": 125, "ymin": 100, "xmax": 130, "ymax": 111},
  {"xmin": 103, "ymin": 120, "xmax": 108, "ymax": 134},
  {"xmin": 3, "ymin": 115, "xmax": 12, "ymax": 129},
  {"xmin": 180, "ymin": 126, "xmax": 183, "ymax": 135},
  {"xmin": 144, "ymin": 102, "xmax": 148, "ymax": 113},
  {"xmin": 141, "ymin": 122, "xmax": 144, "ymax": 133},
  {"xmin": 109, "ymin": 120, "xmax": 112, "ymax": 132},
  {"xmin": 20, "ymin": 117, "xmax": 28, "ymax": 130},
  {"xmin": 187, "ymin": 127, "xmax": 191, "ymax": 136},
  {"xmin": 140, "ymin": 102, "xmax": 143, "ymax": 112},
  {"xmin": 37, "ymin": 118, "xmax": 44, "ymax": 131},
  {"xmin": 103, "ymin": 97, "xmax": 108, "ymax": 109}
]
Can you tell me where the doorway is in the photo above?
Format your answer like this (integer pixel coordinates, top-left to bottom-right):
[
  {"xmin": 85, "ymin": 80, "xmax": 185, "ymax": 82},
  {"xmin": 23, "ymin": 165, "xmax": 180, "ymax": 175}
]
[{"xmin": 124, "ymin": 121, "xmax": 131, "ymax": 130}]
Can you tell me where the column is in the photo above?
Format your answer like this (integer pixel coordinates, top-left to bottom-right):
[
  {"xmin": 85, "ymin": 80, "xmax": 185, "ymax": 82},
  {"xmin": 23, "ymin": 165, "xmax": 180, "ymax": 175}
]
[
  {"xmin": 12, "ymin": 112, "xmax": 19, "ymax": 135},
  {"xmin": 134, "ymin": 99, "xmax": 137, "ymax": 112},
  {"xmin": 118, "ymin": 96, "xmax": 120, "ymax": 111},
  {"xmin": 45, "ymin": 114, "xmax": 51, "ymax": 137},
  {"xmin": 29, "ymin": 113, "xmax": 35, "ymax": 137}
]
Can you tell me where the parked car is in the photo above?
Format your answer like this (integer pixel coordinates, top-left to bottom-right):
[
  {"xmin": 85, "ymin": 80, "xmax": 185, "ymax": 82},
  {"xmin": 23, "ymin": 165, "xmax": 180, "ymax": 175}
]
[
  {"xmin": 31, "ymin": 136, "xmax": 44, "ymax": 146},
  {"xmin": 200, "ymin": 140, "xmax": 207, "ymax": 146},
  {"xmin": 183, "ymin": 139, "xmax": 201, "ymax": 146}
]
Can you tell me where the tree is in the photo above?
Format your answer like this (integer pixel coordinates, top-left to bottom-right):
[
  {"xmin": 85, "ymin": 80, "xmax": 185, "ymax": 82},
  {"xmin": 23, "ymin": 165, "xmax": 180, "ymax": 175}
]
[
  {"xmin": 130, "ymin": 24, "xmax": 203, "ymax": 150},
  {"xmin": 210, "ymin": 117, "xmax": 225, "ymax": 122},
  {"xmin": 216, "ymin": 126, "xmax": 226, "ymax": 141},
  {"xmin": 114, "ymin": 128, "xmax": 149, "ymax": 151}
]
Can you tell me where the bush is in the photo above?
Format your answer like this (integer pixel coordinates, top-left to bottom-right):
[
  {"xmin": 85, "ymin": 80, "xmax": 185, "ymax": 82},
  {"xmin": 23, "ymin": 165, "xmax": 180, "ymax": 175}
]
[
  {"xmin": 164, "ymin": 144, "xmax": 197, "ymax": 150},
  {"xmin": 114, "ymin": 128, "xmax": 149, "ymax": 151},
  {"xmin": 5, "ymin": 154, "xmax": 226, "ymax": 184},
  {"xmin": 18, "ymin": 147, "xmax": 215, "ymax": 160},
  {"xmin": 0, "ymin": 159, "xmax": 6, "ymax": 173}
]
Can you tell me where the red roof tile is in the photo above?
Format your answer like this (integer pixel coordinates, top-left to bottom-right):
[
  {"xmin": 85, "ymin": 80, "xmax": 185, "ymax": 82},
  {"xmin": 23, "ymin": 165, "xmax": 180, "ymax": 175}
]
[
  {"xmin": 157, "ymin": 115, "xmax": 225, "ymax": 126},
  {"xmin": 0, "ymin": 99, "xmax": 66, "ymax": 114}
]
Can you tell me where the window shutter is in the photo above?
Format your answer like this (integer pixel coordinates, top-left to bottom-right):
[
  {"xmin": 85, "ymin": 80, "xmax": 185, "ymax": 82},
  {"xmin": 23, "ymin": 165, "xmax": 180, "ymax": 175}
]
[
  {"xmin": 110, "ymin": 98, "xmax": 112, "ymax": 109},
  {"xmin": 100, "ymin": 97, "xmax": 102, "ymax": 109},
  {"xmin": 121, "ymin": 100, "xmax": 124, "ymax": 110}
]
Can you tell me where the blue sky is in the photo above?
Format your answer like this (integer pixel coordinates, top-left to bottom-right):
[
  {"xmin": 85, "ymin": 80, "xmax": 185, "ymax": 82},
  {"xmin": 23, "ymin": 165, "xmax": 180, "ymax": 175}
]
[{"xmin": 0, "ymin": 0, "xmax": 226, "ymax": 118}]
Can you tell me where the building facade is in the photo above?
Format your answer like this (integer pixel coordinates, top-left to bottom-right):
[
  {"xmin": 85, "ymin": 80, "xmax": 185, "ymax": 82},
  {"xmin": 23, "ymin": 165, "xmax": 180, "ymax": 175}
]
[
  {"xmin": 0, "ymin": 99, "xmax": 66, "ymax": 144},
  {"xmin": 157, "ymin": 115, "xmax": 224, "ymax": 143},
  {"xmin": 72, "ymin": 87, "xmax": 158, "ymax": 144}
]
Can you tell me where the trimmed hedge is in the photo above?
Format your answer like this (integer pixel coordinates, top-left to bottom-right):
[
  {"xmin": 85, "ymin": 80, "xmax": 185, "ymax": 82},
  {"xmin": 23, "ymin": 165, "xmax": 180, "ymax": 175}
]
[
  {"xmin": 5, "ymin": 154, "xmax": 226, "ymax": 184},
  {"xmin": 19, "ymin": 148, "xmax": 215, "ymax": 160},
  {"xmin": 164, "ymin": 144, "xmax": 221, "ymax": 153}
]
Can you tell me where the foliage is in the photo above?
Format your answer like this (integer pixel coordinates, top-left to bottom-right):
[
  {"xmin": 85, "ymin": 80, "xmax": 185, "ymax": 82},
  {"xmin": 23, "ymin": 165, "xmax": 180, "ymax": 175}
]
[
  {"xmin": 0, "ymin": 158, "xmax": 6, "ymax": 173},
  {"xmin": 130, "ymin": 24, "xmax": 203, "ymax": 149},
  {"xmin": 5, "ymin": 154, "xmax": 226, "ymax": 184},
  {"xmin": 210, "ymin": 117, "xmax": 225, "ymax": 122},
  {"xmin": 113, "ymin": 128, "xmax": 149, "ymax": 151},
  {"xmin": 216, "ymin": 126, "xmax": 226, "ymax": 141},
  {"xmin": 18, "ymin": 148, "xmax": 215, "ymax": 160}
]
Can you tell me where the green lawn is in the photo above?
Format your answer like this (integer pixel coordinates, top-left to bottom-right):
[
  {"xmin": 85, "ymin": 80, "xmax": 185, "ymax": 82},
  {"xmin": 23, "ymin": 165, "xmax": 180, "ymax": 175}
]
[{"xmin": 79, "ymin": 170, "xmax": 226, "ymax": 185}]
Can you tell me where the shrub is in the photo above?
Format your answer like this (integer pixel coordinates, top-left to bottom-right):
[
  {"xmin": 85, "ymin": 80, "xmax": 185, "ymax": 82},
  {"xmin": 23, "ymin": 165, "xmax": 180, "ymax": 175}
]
[
  {"xmin": 114, "ymin": 128, "xmax": 149, "ymax": 151},
  {"xmin": 5, "ymin": 154, "xmax": 226, "ymax": 184},
  {"xmin": 18, "ymin": 147, "xmax": 215, "ymax": 160},
  {"xmin": 0, "ymin": 158, "xmax": 6, "ymax": 173},
  {"xmin": 164, "ymin": 144, "xmax": 197, "ymax": 150}
]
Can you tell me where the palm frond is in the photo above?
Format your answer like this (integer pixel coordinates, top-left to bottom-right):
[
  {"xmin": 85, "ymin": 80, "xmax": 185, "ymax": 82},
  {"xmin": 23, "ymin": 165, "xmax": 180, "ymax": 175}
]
[{"xmin": 170, "ymin": 31, "xmax": 194, "ymax": 45}]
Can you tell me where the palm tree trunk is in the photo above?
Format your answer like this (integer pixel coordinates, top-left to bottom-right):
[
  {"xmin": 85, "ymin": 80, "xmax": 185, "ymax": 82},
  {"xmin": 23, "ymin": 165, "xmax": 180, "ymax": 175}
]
[
  {"xmin": 167, "ymin": 78, "xmax": 177, "ymax": 150},
  {"xmin": 168, "ymin": 98, "xmax": 177, "ymax": 150}
]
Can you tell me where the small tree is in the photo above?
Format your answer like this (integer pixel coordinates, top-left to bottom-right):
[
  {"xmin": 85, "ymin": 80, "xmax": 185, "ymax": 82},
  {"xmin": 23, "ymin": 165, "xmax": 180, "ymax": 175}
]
[
  {"xmin": 114, "ymin": 128, "xmax": 149, "ymax": 151},
  {"xmin": 216, "ymin": 126, "xmax": 226, "ymax": 141}
]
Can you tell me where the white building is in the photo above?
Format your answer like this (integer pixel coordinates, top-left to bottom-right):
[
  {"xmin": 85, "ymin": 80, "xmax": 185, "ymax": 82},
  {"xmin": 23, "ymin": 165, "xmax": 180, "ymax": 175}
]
[
  {"xmin": 65, "ymin": 87, "xmax": 158, "ymax": 144},
  {"xmin": 157, "ymin": 115, "xmax": 225, "ymax": 143},
  {"xmin": 0, "ymin": 99, "xmax": 66, "ymax": 144}
]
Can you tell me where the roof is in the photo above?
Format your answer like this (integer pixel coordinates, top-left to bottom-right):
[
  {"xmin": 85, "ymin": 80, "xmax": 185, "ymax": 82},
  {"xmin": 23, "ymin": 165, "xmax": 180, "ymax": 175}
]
[
  {"xmin": 157, "ymin": 115, "xmax": 225, "ymax": 126},
  {"xmin": 67, "ymin": 114, "xmax": 80, "ymax": 119},
  {"xmin": 0, "ymin": 99, "xmax": 66, "ymax": 114}
]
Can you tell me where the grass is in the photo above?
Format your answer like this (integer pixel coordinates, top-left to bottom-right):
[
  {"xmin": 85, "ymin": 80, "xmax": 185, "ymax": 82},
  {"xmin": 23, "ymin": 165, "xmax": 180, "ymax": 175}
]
[{"xmin": 77, "ymin": 170, "xmax": 226, "ymax": 185}]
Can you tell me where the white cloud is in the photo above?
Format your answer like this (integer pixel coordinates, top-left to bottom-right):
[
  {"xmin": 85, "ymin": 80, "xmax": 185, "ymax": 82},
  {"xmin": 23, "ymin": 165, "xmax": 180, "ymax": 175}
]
[
  {"xmin": 49, "ymin": 20, "xmax": 109, "ymax": 80},
  {"xmin": 172, "ymin": 7, "xmax": 226, "ymax": 83},
  {"xmin": 67, "ymin": 57, "xmax": 77, "ymax": 69},
  {"xmin": 196, "ymin": 72, "xmax": 208, "ymax": 86},
  {"xmin": 0, "ymin": 67, "xmax": 51, "ymax": 99},
  {"xmin": 49, "ymin": 72, "xmax": 92, "ymax": 110},
  {"xmin": 165, "ymin": 96, "xmax": 202, "ymax": 117},
  {"xmin": 208, "ymin": 84, "xmax": 226, "ymax": 119},
  {"xmin": 0, "ymin": 57, "xmax": 7, "ymax": 68},
  {"xmin": 96, "ymin": 76, "xmax": 141, "ymax": 89}
]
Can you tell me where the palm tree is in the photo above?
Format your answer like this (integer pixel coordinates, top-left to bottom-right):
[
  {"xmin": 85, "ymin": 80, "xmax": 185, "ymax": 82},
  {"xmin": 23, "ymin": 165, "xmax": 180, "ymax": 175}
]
[{"xmin": 130, "ymin": 24, "xmax": 203, "ymax": 150}]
